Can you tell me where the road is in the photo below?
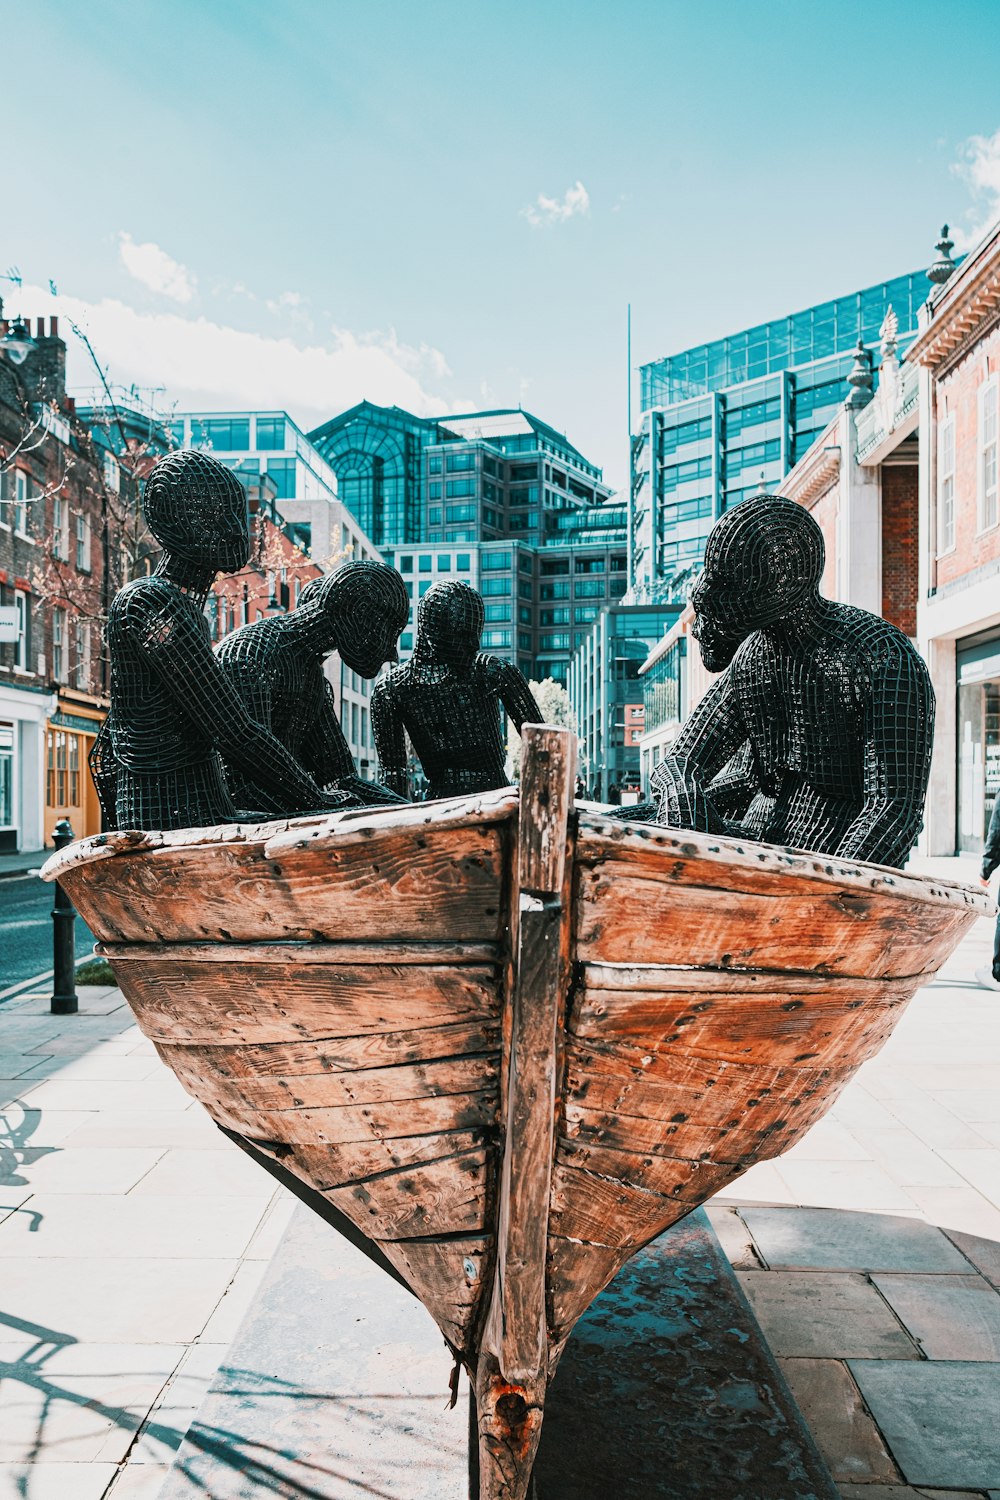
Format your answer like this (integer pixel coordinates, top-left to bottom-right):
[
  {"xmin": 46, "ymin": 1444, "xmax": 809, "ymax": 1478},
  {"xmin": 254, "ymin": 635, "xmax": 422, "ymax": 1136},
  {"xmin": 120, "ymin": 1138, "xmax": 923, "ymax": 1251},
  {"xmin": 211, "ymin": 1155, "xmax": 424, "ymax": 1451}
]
[{"xmin": 0, "ymin": 873, "xmax": 97, "ymax": 994}]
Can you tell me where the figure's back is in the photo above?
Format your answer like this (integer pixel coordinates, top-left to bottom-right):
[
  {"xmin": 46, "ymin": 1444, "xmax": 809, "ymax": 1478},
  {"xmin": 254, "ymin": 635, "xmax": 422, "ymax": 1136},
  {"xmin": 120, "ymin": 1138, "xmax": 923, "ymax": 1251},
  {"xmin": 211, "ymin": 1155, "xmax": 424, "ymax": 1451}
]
[{"xmin": 378, "ymin": 653, "xmax": 511, "ymax": 796}]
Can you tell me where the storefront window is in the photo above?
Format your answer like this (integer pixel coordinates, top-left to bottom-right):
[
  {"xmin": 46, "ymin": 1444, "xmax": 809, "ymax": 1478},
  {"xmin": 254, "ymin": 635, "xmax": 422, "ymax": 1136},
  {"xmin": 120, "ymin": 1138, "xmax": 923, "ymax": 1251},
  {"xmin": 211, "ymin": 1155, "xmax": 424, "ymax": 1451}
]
[{"xmin": 0, "ymin": 723, "xmax": 13, "ymax": 829}]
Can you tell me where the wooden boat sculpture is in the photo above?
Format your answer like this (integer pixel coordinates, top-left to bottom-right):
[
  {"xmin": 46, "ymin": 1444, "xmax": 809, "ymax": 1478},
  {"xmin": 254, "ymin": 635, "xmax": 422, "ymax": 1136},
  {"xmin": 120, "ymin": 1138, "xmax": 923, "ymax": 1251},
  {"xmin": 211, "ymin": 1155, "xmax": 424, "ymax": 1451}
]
[{"xmin": 42, "ymin": 725, "xmax": 989, "ymax": 1499}]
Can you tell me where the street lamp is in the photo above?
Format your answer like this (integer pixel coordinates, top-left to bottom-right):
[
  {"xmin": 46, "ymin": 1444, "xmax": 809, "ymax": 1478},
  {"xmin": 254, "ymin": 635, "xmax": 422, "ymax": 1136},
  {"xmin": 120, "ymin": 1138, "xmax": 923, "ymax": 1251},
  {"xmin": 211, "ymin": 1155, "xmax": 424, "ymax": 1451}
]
[{"xmin": 0, "ymin": 316, "xmax": 37, "ymax": 366}]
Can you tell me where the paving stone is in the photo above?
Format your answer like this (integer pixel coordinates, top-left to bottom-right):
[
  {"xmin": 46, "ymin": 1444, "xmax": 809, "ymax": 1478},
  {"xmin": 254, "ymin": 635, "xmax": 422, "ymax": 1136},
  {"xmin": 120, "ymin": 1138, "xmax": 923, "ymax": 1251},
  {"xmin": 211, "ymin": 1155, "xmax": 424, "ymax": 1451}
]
[
  {"xmin": 830, "ymin": 1087, "xmax": 901, "ymax": 1132},
  {"xmin": 15, "ymin": 1078, "xmax": 195, "ymax": 1113},
  {"xmin": 774, "ymin": 1162, "xmax": 924, "ymax": 1214},
  {"xmin": 939, "ymin": 1149, "xmax": 1000, "ymax": 1209},
  {"xmin": 131, "ymin": 1148, "xmax": 277, "ymax": 1199},
  {"xmin": 712, "ymin": 1158, "xmax": 792, "ymax": 1204},
  {"xmin": 2, "ymin": 1146, "xmax": 164, "ymax": 1195},
  {"xmin": 779, "ymin": 1358, "xmax": 900, "ymax": 1482},
  {"xmin": 871, "ymin": 1274, "xmax": 1000, "ymax": 1360},
  {"xmin": 780, "ymin": 1118, "xmax": 872, "ymax": 1162},
  {"xmin": 1, "ymin": 1257, "xmax": 239, "ymax": 1343},
  {"xmin": 243, "ymin": 1193, "xmax": 296, "ymax": 1260},
  {"xmin": 882, "ymin": 1094, "xmax": 993, "ymax": 1152},
  {"xmin": 858, "ymin": 1129, "xmax": 967, "ymax": 1188},
  {"xmin": 848, "ymin": 1361, "xmax": 1000, "ymax": 1489},
  {"xmin": 106, "ymin": 1465, "xmax": 172, "ymax": 1497},
  {"xmin": 741, "ymin": 1209, "xmax": 970, "ymax": 1272},
  {"xmin": 930, "ymin": 1091, "xmax": 1000, "ymax": 1124},
  {"xmin": 905, "ymin": 1186, "xmax": 1000, "ymax": 1241},
  {"xmin": 15, "ymin": 1054, "xmax": 159, "ymax": 1082},
  {"xmin": 0, "ymin": 1341, "xmax": 182, "ymax": 1464},
  {"xmin": 0, "ymin": 1463, "xmax": 117, "ymax": 1499},
  {"xmin": 738, "ymin": 1272, "xmax": 918, "ymax": 1358},
  {"xmin": 837, "ymin": 1488, "xmax": 984, "ymax": 1499},
  {"xmin": 128, "ymin": 1342, "xmax": 230, "ymax": 1464},
  {"xmin": 60, "ymin": 1110, "xmax": 221, "ymax": 1150},
  {"xmin": 198, "ymin": 1260, "xmax": 269, "ymax": 1343},
  {"xmin": 0, "ymin": 1192, "xmax": 268, "ymax": 1259},
  {"xmin": 945, "ymin": 1229, "xmax": 1000, "ymax": 1288},
  {"xmin": 703, "ymin": 1205, "xmax": 763, "ymax": 1268}
]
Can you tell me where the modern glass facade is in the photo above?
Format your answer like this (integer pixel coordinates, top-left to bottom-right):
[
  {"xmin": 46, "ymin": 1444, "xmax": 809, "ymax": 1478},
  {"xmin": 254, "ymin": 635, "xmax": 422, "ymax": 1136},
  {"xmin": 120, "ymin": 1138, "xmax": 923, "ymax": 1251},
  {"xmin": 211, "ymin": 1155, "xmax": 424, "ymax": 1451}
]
[
  {"xmin": 568, "ymin": 603, "xmax": 681, "ymax": 800},
  {"xmin": 631, "ymin": 267, "xmax": 932, "ymax": 596}
]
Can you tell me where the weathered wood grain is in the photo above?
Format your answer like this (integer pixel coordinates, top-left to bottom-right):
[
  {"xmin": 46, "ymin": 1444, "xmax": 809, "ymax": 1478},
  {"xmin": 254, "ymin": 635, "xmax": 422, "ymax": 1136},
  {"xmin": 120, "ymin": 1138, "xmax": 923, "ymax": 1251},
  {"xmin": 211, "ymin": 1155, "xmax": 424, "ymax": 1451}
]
[
  {"xmin": 326, "ymin": 1146, "xmax": 489, "ymax": 1240},
  {"xmin": 61, "ymin": 822, "xmax": 505, "ymax": 945},
  {"xmin": 279, "ymin": 1129, "xmax": 487, "ymax": 1189},
  {"xmin": 163, "ymin": 1046, "xmax": 498, "ymax": 1114},
  {"xmin": 477, "ymin": 725, "xmax": 575, "ymax": 1500},
  {"xmin": 572, "ymin": 968, "xmax": 915, "ymax": 1069},
  {"xmin": 115, "ymin": 960, "xmax": 500, "ymax": 1044},
  {"xmin": 574, "ymin": 859, "xmax": 971, "ymax": 977},
  {"xmin": 380, "ymin": 1234, "xmax": 491, "ymax": 1352},
  {"xmin": 155, "ymin": 1019, "xmax": 500, "ymax": 1078},
  {"xmin": 191, "ymin": 1087, "xmax": 498, "ymax": 1147}
]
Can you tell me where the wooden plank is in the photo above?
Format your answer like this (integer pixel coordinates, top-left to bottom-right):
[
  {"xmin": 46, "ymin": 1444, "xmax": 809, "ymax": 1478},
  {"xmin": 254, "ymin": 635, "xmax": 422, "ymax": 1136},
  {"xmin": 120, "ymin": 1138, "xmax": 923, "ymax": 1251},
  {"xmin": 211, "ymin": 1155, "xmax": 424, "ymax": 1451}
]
[
  {"xmin": 554, "ymin": 1137, "xmax": 738, "ymax": 1206},
  {"xmin": 325, "ymin": 1146, "xmax": 489, "ymax": 1240},
  {"xmin": 572, "ymin": 973, "xmax": 912, "ymax": 1069},
  {"xmin": 62, "ymin": 821, "xmax": 506, "ymax": 945},
  {"xmin": 201, "ymin": 1088, "xmax": 499, "ymax": 1147},
  {"xmin": 113, "ymin": 960, "xmax": 500, "ymax": 1044},
  {"xmin": 158, "ymin": 1018, "xmax": 500, "ymax": 1077},
  {"xmin": 476, "ymin": 724, "xmax": 575, "ymax": 1500},
  {"xmin": 379, "ymin": 1234, "xmax": 492, "ymax": 1354},
  {"xmin": 280, "ymin": 1129, "xmax": 488, "ymax": 1189},
  {"xmin": 546, "ymin": 1236, "xmax": 631, "ymax": 1348},
  {"xmin": 164, "ymin": 1046, "xmax": 498, "ymax": 1114},
  {"xmin": 574, "ymin": 819, "xmax": 992, "ymax": 916},
  {"xmin": 575, "ymin": 861, "xmax": 972, "ymax": 978},
  {"xmin": 547, "ymin": 1160, "xmax": 685, "ymax": 1250},
  {"xmin": 99, "ymin": 939, "xmax": 500, "ymax": 966}
]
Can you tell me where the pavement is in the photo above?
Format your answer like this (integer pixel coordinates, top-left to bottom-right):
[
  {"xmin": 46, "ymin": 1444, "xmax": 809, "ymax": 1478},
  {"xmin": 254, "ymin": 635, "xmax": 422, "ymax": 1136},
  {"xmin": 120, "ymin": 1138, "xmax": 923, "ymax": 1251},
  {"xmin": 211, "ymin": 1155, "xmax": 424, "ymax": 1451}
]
[
  {"xmin": 0, "ymin": 872, "xmax": 98, "ymax": 995},
  {"xmin": 0, "ymin": 853, "xmax": 997, "ymax": 1500}
]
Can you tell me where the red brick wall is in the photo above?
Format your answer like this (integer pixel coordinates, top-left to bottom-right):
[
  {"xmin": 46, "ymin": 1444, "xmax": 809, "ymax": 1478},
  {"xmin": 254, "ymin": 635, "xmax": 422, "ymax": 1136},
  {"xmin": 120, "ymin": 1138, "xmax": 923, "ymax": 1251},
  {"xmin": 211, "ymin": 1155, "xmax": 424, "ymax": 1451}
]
[
  {"xmin": 881, "ymin": 465, "xmax": 918, "ymax": 634},
  {"xmin": 935, "ymin": 322, "xmax": 1000, "ymax": 588}
]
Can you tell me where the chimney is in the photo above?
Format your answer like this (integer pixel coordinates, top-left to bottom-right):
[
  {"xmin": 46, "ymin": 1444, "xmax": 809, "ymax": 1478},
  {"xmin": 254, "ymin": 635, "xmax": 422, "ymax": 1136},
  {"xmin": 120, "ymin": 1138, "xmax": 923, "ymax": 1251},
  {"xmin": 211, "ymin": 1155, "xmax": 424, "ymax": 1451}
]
[{"xmin": 50, "ymin": 317, "xmax": 59, "ymax": 338}]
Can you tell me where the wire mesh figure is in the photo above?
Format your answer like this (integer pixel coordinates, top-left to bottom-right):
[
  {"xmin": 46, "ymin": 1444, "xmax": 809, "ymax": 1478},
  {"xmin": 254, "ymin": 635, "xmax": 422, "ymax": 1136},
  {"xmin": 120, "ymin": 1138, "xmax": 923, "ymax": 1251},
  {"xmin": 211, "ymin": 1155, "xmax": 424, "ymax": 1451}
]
[
  {"xmin": 215, "ymin": 561, "xmax": 410, "ymax": 813},
  {"xmin": 647, "ymin": 494, "xmax": 934, "ymax": 869},
  {"xmin": 371, "ymin": 580, "xmax": 542, "ymax": 799},
  {"xmin": 92, "ymin": 450, "xmax": 350, "ymax": 832}
]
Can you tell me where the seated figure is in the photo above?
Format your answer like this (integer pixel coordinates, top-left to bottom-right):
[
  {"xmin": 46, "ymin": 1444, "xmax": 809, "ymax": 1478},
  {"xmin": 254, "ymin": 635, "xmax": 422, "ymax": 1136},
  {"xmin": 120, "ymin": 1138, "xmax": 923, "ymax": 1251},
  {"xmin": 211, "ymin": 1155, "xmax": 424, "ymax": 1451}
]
[
  {"xmin": 215, "ymin": 561, "xmax": 410, "ymax": 812},
  {"xmin": 649, "ymin": 494, "xmax": 934, "ymax": 869},
  {"xmin": 371, "ymin": 580, "xmax": 542, "ymax": 799},
  {"xmin": 92, "ymin": 450, "xmax": 348, "ymax": 832}
]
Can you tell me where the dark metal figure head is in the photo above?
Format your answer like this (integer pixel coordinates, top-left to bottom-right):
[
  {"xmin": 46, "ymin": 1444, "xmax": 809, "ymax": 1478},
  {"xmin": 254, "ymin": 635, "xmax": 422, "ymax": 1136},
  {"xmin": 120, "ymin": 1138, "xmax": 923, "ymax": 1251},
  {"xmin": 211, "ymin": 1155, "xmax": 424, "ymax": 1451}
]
[
  {"xmin": 691, "ymin": 496, "xmax": 825, "ymax": 671},
  {"xmin": 413, "ymin": 581, "xmax": 485, "ymax": 674},
  {"xmin": 143, "ymin": 449, "xmax": 250, "ymax": 580},
  {"xmin": 371, "ymin": 580, "xmax": 541, "ymax": 800},
  {"xmin": 296, "ymin": 562, "xmax": 410, "ymax": 677}
]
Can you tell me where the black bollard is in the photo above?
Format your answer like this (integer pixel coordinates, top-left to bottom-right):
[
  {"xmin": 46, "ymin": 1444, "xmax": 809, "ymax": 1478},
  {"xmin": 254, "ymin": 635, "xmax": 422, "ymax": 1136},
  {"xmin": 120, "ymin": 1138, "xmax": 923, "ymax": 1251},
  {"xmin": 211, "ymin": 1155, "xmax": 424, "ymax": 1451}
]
[{"xmin": 50, "ymin": 818, "xmax": 78, "ymax": 1016}]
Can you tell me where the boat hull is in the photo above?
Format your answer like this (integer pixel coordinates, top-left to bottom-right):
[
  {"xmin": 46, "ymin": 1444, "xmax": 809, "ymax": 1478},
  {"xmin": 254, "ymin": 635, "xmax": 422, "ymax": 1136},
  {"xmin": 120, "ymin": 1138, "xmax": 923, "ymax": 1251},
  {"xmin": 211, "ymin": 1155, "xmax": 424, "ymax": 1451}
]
[{"xmin": 43, "ymin": 732, "xmax": 989, "ymax": 1498}]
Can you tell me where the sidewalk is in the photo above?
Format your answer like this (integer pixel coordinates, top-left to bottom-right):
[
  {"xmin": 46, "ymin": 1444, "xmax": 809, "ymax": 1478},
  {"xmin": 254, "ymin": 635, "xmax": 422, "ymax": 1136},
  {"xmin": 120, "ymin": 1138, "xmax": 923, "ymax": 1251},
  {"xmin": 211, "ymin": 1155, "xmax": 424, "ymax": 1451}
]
[
  {"xmin": 0, "ymin": 849, "xmax": 48, "ymax": 880},
  {"xmin": 0, "ymin": 860, "xmax": 997, "ymax": 1500}
]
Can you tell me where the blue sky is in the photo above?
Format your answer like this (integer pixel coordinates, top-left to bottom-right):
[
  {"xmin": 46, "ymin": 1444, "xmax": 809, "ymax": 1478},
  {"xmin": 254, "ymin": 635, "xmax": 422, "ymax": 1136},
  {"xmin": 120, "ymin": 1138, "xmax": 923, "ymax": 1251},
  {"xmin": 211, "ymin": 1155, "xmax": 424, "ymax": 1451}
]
[{"xmin": 5, "ymin": 0, "xmax": 1000, "ymax": 487}]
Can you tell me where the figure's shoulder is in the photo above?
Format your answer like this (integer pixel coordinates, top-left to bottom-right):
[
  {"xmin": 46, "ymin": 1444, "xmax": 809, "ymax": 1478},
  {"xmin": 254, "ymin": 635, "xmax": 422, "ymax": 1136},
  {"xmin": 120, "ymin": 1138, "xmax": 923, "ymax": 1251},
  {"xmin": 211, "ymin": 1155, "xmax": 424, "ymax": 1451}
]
[
  {"xmin": 830, "ymin": 603, "xmax": 926, "ymax": 668},
  {"xmin": 372, "ymin": 662, "xmax": 406, "ymax": 697},
  {"xmin": 109, "ymin": 576, "xmax": 186, "ymax": 627},
  {"xmin": 216, "ymin": 619, "xmax": 265, "ymax": 662},
  {"xmin": 475, "ymin": 652, "xmax": 507, "ymax": 681}
]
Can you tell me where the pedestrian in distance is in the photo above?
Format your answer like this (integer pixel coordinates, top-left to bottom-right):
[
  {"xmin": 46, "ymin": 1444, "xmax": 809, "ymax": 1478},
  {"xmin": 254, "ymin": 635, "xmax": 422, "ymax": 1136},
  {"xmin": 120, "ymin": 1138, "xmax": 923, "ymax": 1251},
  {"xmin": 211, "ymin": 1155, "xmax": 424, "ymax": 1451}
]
[{"xmin": 975, "ymin": 795, "xmax": 1000, "ymax": 990}]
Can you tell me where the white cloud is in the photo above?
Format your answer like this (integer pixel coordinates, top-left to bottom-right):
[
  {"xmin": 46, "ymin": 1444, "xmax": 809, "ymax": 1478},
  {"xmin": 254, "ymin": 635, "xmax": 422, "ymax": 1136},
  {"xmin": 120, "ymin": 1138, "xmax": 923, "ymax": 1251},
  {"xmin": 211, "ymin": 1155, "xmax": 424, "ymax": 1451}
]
[
  {"xmin": 521, "ymin": 180, "xmax": 590, "ymax": 228},
  {"xmin": 118, "ymin": 232, "xmax": 196, "ymax": 304},
  {"xmin": 951, "ymin": 127, "xmax": 1000, "ymax": 249},
  {"xmin": 17, "ymin": 282, "xmax": 457, "ymax": 430}
]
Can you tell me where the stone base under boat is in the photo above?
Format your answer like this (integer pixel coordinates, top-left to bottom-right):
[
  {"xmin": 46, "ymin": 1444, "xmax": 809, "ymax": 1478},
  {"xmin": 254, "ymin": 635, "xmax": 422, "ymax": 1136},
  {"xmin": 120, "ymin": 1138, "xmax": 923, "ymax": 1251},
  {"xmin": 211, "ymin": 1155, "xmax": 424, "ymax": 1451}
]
[{"xmin": 159, "ymin": 1205, "xmax": 837, "ymax": 1500}]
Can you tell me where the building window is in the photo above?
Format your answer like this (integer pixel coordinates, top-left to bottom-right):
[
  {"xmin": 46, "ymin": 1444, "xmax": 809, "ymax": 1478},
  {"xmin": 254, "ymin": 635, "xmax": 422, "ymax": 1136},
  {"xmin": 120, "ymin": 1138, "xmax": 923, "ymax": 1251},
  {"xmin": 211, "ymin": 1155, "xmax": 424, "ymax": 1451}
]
[
  {"xmin": 446, "ymin": 504, "xmax": 476, "ymax": 523},
  {"xmin": 482, "ymin": 551, "xmax": 512, "ymax": 571},
  {"xmin": 483, "ymin": 629, "xmax": 512, "ymax": 648},
  {"xmin": 14, "ymin": 471, "xmax": 30, "ymax": 537},
  {"xmin": 0, "ymin": 469, "xmax": 9, "ymax": 528},
  {"xmin": 52, "ymin": 607, "xmax": 67, "ymax": 684},
  {"xmin": 13, "ymin": 589, "xmax": 28, "ymax": 672},
  {"xmin": 456, "ymin": 554, "xmax": 471, "ymax": 571},
  {"xmin": 938, "ymin": 416, "xmax": 956, "ymax": 554},
  {"xmin": 73, "ymin": 619, "xmax": 91, "ymax": 690},
  {"xmin": 265, "ymin": 459, "xmax": 296, "ymax": 499},
  {"xmin": 399, "ymin": 555, "xmax": 413, "ymax": 572},
  {"xmin": 575, "ymin": 578, "xmax": 606, "ymax": 598},
  {"xmin": 446, "ymin": 479, "xmax": 475, "ymax": 498},
  {"xmin": 484, "ymin": 603, "xmax": 511, "ymax": 622},
  {"xmin": 103, "ymin": 452, "xmax": 120, "ymax": 493},
  {"xmin": 53, "ymin": 495, "xmax": 69, "ymax": 560},
  {"xmin": 481, "ymin": 577, "xmax": 511, "ymax": 597},
  {"xmin": 446, "ymin": 452, "xmax": 474, "ymax": 472},
  {"xmin": 419, "ymin": 555, "xmax": 432, "ymax": 572},
  {"xmin": 193, "ymin": 417, "xmax": 250, "ymax": 450},
  {"xmin": 428, "ymin": 508, "xmax": 441, "ymax": 526},
  {"xmin": 575, "ymin": 556, "xmax": 604, "ymax": 574},
  {"xmin": 75, "ymin": 514, "xmax": 92, "ymax": 573},
  {"xmin": 429, "ymin": 482, "xmax": 441, "ymax": 500},
  {"xmin": 540, "ymin": 581, "xmax": 570, "ymax": 601},
  {"xmin": 256, "ymin": 417, "xmax": 286, "ymax": 450},
  {"xmin": 428, "ymin": 455, "xmax": 442, "ymax": 475},
  {"xmin": 437, "ymin": 555, "xmax": 451, "ymax": 571},
  {"xmin": 979, "ymin": 380, "xmax": 999, "ymax": 533}
]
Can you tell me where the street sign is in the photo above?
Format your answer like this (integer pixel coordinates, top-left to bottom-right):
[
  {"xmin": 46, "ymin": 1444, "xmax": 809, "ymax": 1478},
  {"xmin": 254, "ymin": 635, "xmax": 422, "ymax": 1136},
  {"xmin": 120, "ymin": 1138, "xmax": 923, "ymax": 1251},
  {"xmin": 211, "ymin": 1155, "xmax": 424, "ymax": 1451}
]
[{"xmin": 0, "ymin": 605, "xmax": 19, "ymax": 643}]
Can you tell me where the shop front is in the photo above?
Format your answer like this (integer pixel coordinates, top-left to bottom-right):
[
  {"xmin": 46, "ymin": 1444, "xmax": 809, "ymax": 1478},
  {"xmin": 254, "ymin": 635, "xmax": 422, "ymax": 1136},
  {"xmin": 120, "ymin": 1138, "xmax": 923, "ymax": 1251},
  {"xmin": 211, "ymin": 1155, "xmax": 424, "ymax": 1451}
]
[
  {"xmin": 957, "ymin": 630, "xmax": 1000, "ymax": 854},
  {"xmin": 44, "ymin": 692, "xmax": 107, "ymax": 842},
  {"xmin": 0, "ymin": 682, "xmax": 56, "ymax": 854}
]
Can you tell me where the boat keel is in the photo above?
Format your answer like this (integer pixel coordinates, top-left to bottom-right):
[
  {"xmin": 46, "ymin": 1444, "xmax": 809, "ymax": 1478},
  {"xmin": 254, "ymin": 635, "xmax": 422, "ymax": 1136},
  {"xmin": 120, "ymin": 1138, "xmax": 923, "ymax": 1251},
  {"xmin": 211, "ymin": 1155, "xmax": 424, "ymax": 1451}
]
[{"xmin": 475, "ymin": 1350, "xmax": 545, "ymax": 1500}]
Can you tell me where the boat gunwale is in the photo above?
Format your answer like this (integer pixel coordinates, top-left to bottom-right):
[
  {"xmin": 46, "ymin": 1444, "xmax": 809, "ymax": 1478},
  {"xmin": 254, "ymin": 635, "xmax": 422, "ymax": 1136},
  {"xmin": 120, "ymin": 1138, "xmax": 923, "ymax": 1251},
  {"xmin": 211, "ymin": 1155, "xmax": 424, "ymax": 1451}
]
[{"xmin": 40, "ymin": 793, "xmax": 991, "ymax": 917}]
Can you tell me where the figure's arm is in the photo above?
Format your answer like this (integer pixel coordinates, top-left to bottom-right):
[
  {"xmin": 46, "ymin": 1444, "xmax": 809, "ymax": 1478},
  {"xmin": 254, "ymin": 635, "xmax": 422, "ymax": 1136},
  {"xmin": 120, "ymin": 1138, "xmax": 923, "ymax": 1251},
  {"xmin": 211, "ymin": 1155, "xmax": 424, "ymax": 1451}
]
[
  {"xmin": 495, "ymin": 663, "xmax": 543, "ymax": 732},
  {"xmin": 371, "ymin": 676, "xmax": 409, "ymax": 797},
  {"xmin": 836, "ymin": 646, "xmax": 934, "ymax": 868},
  {"xmin": 650, "ymin": 670, "xmax": 750, "ymax": 832},
  {"xmin": 302, "ymin": 680, "xmax": 406, "ymax": 805},
  {"xmin": 135, "ymin": 594, "xmax": 346, "ymax": 814}
]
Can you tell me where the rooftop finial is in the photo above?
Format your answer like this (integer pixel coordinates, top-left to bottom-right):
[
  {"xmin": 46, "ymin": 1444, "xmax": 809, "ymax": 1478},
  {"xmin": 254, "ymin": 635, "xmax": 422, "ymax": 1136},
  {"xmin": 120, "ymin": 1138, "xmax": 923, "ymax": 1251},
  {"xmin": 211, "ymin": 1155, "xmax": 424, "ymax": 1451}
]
[
  {"xmin": 927, "ymin": 224, "xmax": 956, "ymax": 285},
  {"xmin": 845, "ymin": 339, "xmax": 874, "ymax": 410},
  {"xmin": 880, "ymin": 305, "xmax": 899, "ymax": 364}
]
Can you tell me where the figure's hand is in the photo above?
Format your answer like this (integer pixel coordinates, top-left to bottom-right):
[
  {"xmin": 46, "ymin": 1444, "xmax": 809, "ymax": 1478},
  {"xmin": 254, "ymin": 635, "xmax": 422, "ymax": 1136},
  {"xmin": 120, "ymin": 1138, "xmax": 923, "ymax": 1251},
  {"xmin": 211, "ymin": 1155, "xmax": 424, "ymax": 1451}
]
[
  {"xmin": 980, "ymin": 875, "xmax": 991, "ymax": 890},
  {"xmin": 321, "ymin": 790, "xmax": 356, "ymax": 809}
]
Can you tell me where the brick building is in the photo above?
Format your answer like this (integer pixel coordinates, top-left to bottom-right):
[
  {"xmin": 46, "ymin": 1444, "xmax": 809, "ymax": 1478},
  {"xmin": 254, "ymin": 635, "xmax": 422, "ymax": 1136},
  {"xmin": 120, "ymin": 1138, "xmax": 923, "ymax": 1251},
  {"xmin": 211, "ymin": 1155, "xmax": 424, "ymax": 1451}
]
[
  {"xmin": 0, "ymin": 315, "xmax": 147, "ymax": 848},
  {"xmin": 907, "ymin": 220, "xmax": 1000, "ymax": 854}
]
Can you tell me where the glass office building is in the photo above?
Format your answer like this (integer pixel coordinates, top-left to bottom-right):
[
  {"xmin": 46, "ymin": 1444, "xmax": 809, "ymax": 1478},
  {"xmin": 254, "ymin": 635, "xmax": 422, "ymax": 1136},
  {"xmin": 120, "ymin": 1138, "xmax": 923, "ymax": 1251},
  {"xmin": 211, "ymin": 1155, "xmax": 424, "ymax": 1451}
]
[{"xmin": 631, "ymin": 266, "xmax": 932, "ymax": 595}]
